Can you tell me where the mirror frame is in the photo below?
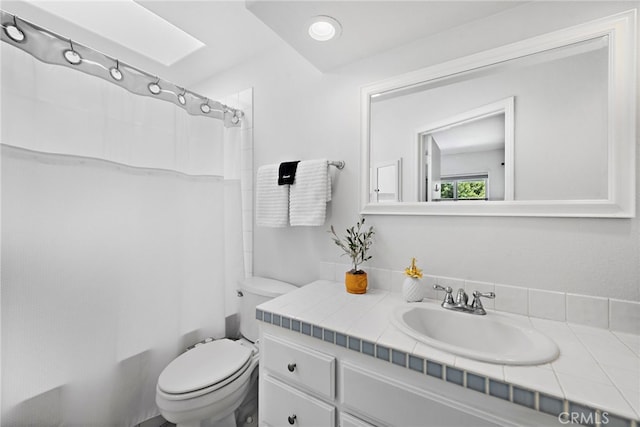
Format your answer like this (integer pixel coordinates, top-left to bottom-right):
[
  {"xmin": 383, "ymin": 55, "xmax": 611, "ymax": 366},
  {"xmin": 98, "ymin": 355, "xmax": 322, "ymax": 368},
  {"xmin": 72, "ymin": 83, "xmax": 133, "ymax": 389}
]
[{"xmin": 360, "ymin": 10, "xmax": 636, "ymax": 218}]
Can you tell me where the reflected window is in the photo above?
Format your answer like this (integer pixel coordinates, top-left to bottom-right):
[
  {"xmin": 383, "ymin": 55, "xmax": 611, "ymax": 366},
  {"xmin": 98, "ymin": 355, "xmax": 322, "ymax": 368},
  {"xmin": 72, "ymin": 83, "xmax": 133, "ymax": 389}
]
[{"xmin": 438, "ymin": 175, "xmax": 488, "ymax": 200}]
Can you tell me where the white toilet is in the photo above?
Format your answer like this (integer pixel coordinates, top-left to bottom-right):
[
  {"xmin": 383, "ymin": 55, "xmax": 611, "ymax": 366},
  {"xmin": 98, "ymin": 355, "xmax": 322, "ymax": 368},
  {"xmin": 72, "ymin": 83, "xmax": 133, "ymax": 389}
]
[{"xmin": 156, "ymin": 277, "xmax": 297, "ymax": 427}]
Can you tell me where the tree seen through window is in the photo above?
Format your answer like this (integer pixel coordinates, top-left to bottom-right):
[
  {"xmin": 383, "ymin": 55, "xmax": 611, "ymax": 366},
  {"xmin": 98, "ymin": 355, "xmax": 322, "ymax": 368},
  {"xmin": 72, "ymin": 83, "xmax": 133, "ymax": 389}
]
[{"xmin": 440, "ymin": 176, "xmax": 487, "ymax": 200}]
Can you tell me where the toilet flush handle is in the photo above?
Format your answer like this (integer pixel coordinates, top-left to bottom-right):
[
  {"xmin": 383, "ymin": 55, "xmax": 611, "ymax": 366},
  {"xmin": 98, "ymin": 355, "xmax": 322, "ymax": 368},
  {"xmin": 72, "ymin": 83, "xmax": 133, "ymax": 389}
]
[
  {"xmin": 288, "ymin": 414, "xmax": 297, "ymax": 425},
  {"xmin": 287, "ymin": 363, "xmax": 296, "ymax": 372}
]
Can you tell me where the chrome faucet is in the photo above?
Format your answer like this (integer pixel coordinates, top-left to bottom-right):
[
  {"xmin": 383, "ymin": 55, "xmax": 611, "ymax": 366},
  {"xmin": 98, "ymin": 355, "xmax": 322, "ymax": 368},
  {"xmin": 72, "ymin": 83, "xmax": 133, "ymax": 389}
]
[{"xmin": 433, "ymin": 285, "xmax": 495, "ymax": 315}]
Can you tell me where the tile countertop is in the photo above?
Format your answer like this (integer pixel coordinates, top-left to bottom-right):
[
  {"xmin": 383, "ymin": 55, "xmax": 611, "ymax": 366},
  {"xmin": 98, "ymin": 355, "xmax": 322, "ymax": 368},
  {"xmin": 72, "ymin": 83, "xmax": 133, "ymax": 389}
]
[{"xmin": 257, "ymin": 280, "xmax": 640, "ymax": 423}]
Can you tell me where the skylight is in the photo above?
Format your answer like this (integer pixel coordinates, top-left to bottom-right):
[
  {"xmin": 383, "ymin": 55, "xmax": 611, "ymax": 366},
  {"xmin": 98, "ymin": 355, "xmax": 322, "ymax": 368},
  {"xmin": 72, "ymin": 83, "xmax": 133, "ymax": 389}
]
[{"xmin": 30, "ymin": 0, "xmax": 205, "ymax": 66}]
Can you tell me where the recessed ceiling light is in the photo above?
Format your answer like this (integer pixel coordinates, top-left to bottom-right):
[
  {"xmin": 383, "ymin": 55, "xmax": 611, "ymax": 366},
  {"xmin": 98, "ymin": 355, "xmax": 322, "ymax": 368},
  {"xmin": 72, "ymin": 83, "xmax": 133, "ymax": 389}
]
[{"xmin": 308, "ymin": 16, "xmax": 341, "ymax": 42}]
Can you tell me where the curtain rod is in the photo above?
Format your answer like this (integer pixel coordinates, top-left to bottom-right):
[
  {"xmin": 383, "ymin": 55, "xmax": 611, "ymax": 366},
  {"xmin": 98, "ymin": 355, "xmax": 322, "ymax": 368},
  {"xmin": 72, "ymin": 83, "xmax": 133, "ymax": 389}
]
[{"xmin": 0, "ymin": 10, "xmax": 243, "ymax": 127}]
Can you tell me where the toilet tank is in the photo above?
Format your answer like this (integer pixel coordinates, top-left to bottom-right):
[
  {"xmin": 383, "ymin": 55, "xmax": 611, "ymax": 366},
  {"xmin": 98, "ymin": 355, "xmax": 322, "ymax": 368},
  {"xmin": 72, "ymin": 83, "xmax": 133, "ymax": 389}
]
[{"xmin": 238, "ymin": 277, "xmax": 297, "ymax": 342}]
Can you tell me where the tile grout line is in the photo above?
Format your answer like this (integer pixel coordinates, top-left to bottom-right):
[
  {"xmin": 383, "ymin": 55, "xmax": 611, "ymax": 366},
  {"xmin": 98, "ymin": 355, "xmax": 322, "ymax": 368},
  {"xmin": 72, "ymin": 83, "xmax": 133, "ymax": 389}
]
[{"xmin": 568, "ymin": 326, "xmax": 640, "ymax": 419}]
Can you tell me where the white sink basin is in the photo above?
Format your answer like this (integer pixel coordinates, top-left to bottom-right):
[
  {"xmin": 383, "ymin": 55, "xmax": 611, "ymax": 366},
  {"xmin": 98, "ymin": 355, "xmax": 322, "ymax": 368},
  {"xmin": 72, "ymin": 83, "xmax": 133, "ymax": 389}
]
[{"xmin": 391, "ymin": 303, "xmax": 559, "ymax": 365}]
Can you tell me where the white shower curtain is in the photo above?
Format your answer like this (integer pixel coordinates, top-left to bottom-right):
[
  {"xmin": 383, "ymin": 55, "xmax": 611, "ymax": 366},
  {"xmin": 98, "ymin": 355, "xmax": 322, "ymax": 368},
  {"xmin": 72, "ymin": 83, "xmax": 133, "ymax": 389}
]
[{"xmin": 1, "ymin": 43, "xmax": 244, "ymax": 426}]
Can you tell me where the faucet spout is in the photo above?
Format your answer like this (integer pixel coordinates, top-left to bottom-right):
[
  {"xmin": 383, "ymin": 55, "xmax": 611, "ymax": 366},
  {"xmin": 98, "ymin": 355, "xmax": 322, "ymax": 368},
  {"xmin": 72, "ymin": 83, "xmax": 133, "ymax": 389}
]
[
  {"xmin": 434, "ymin": 285, "xmax": 495, "ymax": 315},
  {"xmin": 455, "ymin": 288, "xmax": 468, "ymax": 307}
]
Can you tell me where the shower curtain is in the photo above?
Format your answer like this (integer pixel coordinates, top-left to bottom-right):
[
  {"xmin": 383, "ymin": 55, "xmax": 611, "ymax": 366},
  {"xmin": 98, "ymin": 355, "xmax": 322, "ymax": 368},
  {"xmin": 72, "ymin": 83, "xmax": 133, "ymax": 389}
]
[{"xmin": 1, "ymin": 43, "xmax": 245, "ymax": 426}]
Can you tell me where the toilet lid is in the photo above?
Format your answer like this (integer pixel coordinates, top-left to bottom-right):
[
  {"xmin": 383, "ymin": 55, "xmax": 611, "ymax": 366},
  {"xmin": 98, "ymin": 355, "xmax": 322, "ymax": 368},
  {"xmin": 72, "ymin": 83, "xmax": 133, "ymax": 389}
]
[{"xmin": 158, "ymin": 339, "xmax": 253, "ymax": 395}]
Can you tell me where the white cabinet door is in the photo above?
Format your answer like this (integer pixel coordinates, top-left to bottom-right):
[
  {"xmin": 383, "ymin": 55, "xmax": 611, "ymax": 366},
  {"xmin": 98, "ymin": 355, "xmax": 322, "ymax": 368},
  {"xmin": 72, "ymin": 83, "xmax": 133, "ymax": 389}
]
[{"xmin": 261, "ymin": 374, "xmax": 335, "ymax": 427}]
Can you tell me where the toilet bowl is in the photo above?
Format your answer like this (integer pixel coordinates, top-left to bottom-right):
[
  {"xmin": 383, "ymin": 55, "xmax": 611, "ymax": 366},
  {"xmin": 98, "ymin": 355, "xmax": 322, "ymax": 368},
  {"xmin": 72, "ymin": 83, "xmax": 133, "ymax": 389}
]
[{"xmin": 156, "ymin": 277, "xmax": 297, "ymax": 427}]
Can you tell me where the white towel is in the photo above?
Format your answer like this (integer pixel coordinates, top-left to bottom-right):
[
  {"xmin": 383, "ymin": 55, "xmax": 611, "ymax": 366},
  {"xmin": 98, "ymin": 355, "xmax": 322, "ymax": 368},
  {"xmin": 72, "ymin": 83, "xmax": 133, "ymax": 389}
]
[
  {"xmin": 256, "ymin": 164, "xmax": 289, "ymax": 227},
  {"xmin": 290, "ymin": 159, "xmax": 331, "ymax": 226}
]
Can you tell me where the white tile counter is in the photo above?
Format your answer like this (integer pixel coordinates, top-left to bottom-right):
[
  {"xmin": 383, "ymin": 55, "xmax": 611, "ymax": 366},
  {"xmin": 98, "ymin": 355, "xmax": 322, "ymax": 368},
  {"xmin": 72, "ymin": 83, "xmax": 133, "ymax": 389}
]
[{"xmin": 257, "ymin": 280, "xmax": 640, "ymax": 426}]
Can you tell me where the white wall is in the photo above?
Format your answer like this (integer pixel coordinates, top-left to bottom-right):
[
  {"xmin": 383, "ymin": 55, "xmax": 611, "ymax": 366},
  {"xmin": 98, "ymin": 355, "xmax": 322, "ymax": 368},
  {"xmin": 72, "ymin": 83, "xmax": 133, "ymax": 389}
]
[{"xmin": 195, "ymin": 1, "xmax": 640, "ymax": 301}]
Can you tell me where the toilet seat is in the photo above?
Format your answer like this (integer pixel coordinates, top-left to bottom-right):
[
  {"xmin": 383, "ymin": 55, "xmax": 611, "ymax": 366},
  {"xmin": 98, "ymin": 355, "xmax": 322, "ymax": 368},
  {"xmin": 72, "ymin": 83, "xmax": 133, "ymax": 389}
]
[{"xmin": 157, "ymin": 339, "xmax": 254, "ymax": 400}]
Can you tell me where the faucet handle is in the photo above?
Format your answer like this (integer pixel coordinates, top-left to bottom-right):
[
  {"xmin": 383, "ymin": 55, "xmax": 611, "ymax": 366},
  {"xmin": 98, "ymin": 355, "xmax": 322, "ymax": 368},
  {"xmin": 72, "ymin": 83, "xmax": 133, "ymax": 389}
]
[
  {"xmin": 473, "ymin": 291, "xmax": 495, "ymax": 299},
  {"xmin": 470, "ymin": 291, "xmax": 496, "ymax": 315},
  {"xmin": 434, "ymin": 284, "xmax": 455, "ymax": 307},
  {"xmin": 433, "ymin": 284, "xmax": 452, "ymax": 293}
]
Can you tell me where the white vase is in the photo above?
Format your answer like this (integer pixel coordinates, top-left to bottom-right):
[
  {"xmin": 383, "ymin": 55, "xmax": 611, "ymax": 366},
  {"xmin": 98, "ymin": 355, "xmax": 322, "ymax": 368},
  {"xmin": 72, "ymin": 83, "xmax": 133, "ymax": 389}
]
[{"xmin": 402, "ymin": 277, "xmax": 423, "ymax": 302}]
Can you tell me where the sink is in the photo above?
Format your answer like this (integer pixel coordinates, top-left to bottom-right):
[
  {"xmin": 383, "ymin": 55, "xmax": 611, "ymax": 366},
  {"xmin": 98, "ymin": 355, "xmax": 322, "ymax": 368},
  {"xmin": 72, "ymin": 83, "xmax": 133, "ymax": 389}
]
[{"xmin": 391, "ymin": 303, "xmax": 559, "ymax": 365}]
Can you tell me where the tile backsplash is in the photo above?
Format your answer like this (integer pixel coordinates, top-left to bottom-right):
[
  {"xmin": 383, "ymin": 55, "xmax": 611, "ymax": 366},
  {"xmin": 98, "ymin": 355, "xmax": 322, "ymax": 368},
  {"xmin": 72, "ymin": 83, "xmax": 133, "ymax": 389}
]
[
  {"xmin": 528, "ymin": 289, "xmax": 566, "ymax": 322},
  {"xmin": 319, "ymin": 262, "xmax": 640, "ymax": 335}
]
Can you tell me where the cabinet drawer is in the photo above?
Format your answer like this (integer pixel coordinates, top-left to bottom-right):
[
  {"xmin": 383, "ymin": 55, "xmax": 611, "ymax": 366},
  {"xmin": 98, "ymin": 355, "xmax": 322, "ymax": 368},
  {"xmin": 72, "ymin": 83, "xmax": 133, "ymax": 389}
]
[
  {"xmin": 262, "ymin": 374, "xmax": 335, "ymax": 427},
  {"xmin": 262, "ymin": 333, "xmax": 335, "ymax": 399}
]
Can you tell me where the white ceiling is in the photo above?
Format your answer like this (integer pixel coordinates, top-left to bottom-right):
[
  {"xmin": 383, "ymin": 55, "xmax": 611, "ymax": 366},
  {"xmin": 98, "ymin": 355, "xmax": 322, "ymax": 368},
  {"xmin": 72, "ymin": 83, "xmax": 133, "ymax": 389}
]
[
  {"xmin": 245, "ymin": 1, "xmax": 526, "ymax": 72},
  {"xmin": 2, "ymin": 1, "xmax": 527, "ymax": 87},
  {"xmin": 431, "ymin": 114, "xmax": 506, "ymax": 155}
]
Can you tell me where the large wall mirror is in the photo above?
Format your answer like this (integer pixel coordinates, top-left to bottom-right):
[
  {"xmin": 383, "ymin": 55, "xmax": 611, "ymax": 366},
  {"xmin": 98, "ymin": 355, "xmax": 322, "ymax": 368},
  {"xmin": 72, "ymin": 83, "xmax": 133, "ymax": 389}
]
[{"xmin": 361, "ymin": 10, "xmax": 636, "ymax": 217}]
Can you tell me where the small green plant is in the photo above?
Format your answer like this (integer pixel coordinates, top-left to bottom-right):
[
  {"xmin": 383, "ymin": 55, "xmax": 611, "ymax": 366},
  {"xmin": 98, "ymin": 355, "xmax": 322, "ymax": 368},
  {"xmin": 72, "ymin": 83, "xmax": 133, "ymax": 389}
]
[{"xmin": 329, "ymin": 217, "xmax": 375, "ymax": 274}]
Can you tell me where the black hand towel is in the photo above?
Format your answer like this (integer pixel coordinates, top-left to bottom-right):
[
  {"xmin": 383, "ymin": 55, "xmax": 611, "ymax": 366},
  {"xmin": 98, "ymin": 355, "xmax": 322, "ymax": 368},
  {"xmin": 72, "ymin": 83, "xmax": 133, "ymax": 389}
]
[{"xmin": 278, "ymin": 161, "xmax": 300, "ymax": 185}]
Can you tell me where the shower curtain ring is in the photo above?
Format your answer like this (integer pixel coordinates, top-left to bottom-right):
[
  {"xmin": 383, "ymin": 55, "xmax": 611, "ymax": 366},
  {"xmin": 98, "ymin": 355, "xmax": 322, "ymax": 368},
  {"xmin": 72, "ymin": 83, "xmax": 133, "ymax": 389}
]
[
  {"xmin": 177, "ymin": 87, "xmax": 187, "ymax": 105},
  {"xmin": 200, "ymin": 98, "xmax": 211, "ymax": 114},
  {"xmin": 148, "ymin": 77, "xmax": 161, "ymax": 95},
  {"xmin": 4, "ymin": 14, "xmax": 26, "ymax": 42},
  {"xmin": 63, "ymin": 39, "xmax": 82, "ymax": 65},
  {"xmin": 109, "ymin": 59, "xmax": 123, "ymax": 81}
]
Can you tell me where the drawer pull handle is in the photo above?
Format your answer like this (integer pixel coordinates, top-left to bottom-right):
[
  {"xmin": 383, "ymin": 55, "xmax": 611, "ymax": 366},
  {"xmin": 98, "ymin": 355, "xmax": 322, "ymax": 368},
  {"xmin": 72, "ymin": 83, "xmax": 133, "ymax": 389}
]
[
  {"xmin": 287, "ymin": 363, "xmax": 297, "ymax": 372},
  {"xmin": 288, "ymin": 414, "xmax": 297, "ymax": 425}
]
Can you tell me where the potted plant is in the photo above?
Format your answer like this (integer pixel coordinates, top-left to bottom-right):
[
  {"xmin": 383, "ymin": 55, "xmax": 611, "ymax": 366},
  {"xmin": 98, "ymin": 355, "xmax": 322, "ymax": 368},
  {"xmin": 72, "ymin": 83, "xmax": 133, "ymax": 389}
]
[{"xmin": 329, "ymin": 217, "xmax": 375, "ymax": 294}]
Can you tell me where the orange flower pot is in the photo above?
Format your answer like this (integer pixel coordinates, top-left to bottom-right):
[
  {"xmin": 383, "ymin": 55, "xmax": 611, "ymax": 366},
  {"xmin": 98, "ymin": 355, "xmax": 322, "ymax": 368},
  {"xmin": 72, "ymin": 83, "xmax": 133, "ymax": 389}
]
[{"xmin": 345, "ymin": 271, "xmax": 368, "ymax": 294}]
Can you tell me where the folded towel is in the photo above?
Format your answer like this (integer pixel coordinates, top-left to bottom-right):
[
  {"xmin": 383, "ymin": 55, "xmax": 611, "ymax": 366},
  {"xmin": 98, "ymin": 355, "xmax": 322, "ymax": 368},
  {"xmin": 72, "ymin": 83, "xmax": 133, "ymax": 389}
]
[
  {"xmin": 290, "ymin": 159, "xmax": 331, "ymax": 226},
  {"xmin": 256, "ymin": 164, "xmax": 289, "ymax": 227},
  {"xmin": 278, "ymin": 161, "xmax": 300, "ymax": 185}
]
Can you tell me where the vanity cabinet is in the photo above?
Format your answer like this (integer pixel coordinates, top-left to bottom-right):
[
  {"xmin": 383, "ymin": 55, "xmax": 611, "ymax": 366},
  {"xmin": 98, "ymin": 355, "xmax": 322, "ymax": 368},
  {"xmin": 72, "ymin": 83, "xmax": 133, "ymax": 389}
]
[
  {"xmin": 259, "ymin": 324, "xmax": 556, "ymax": 427},
  {"xmin": 261, "ymin": 333, "xmax": 337, "ymax": 426}
]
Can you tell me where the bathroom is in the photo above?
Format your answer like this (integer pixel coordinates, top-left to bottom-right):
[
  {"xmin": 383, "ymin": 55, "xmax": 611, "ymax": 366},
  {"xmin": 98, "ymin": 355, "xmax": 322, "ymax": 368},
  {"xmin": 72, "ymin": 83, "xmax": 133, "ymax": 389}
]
[{"xmin": 1, "ymin": 0, "xmax": 638, "ymax": 426}]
